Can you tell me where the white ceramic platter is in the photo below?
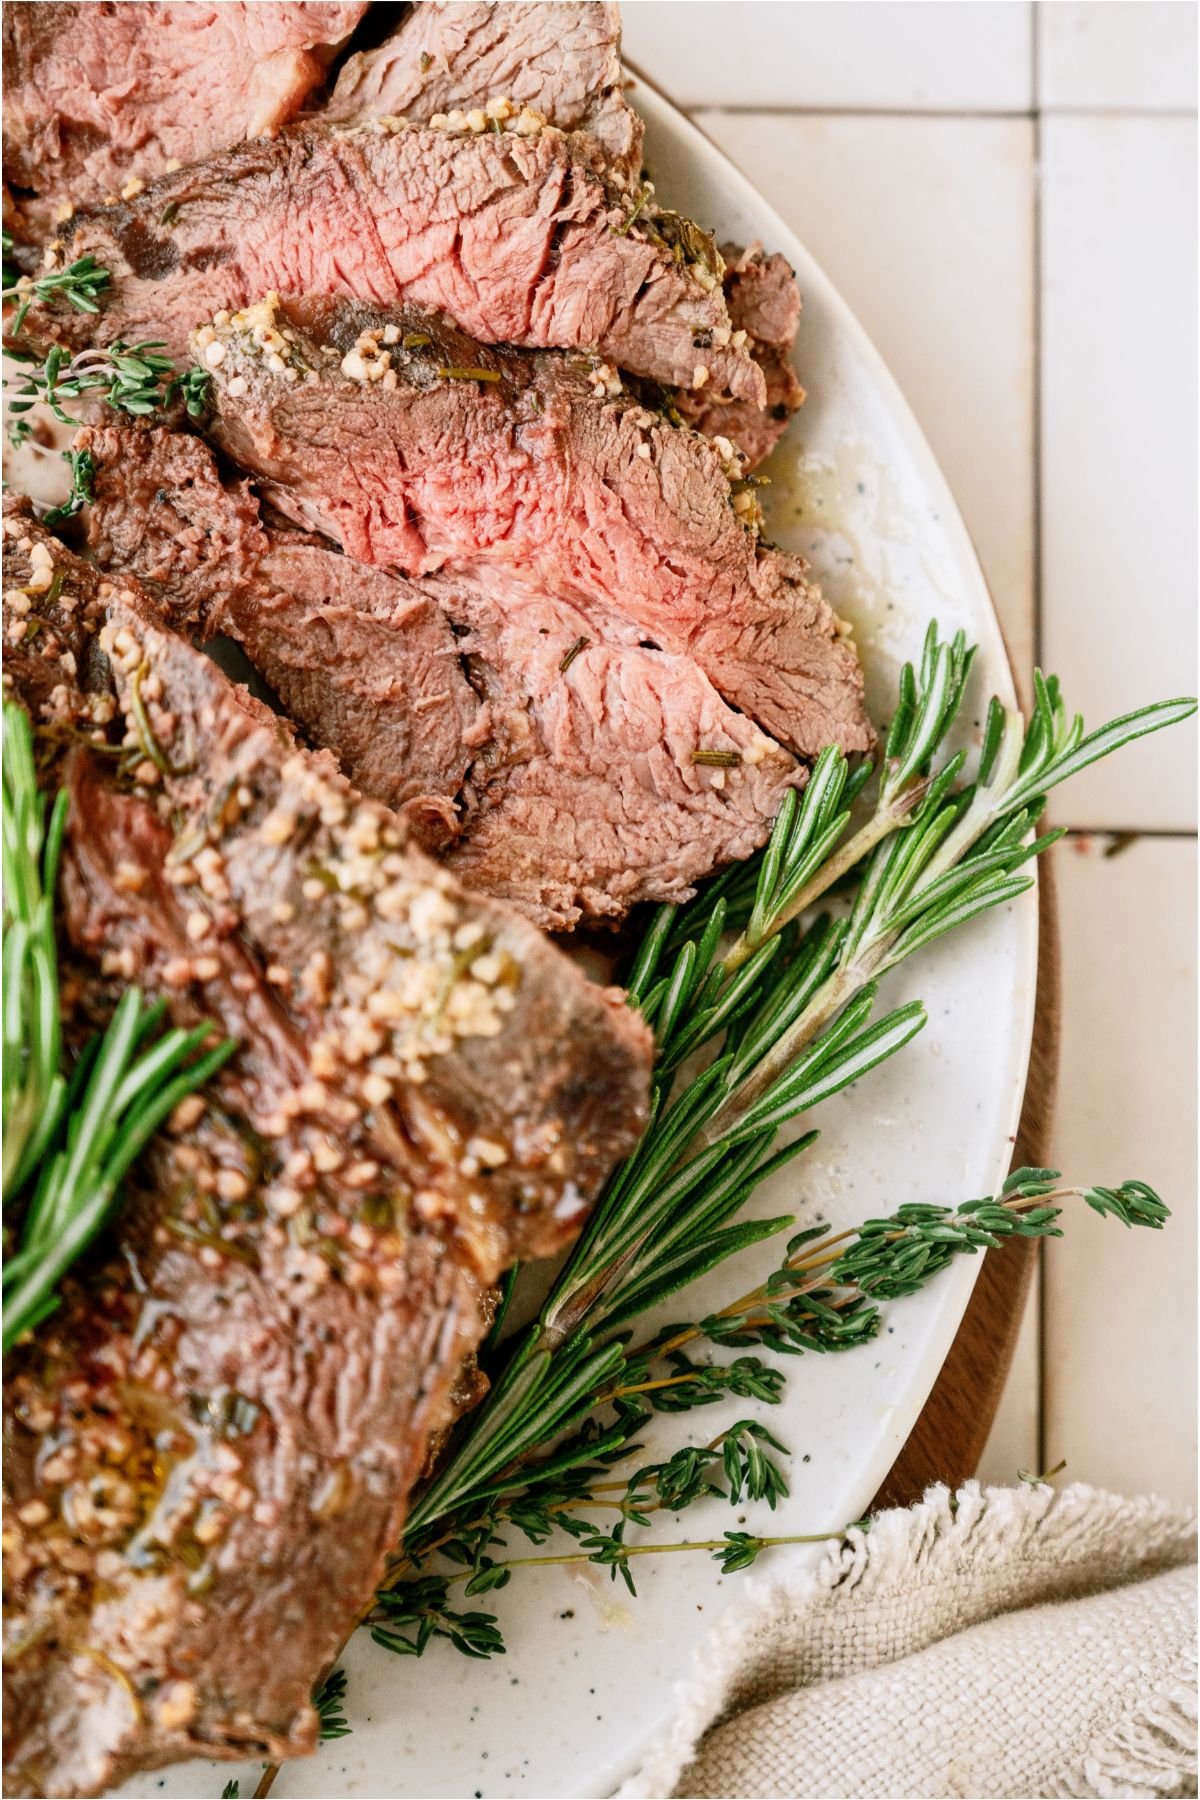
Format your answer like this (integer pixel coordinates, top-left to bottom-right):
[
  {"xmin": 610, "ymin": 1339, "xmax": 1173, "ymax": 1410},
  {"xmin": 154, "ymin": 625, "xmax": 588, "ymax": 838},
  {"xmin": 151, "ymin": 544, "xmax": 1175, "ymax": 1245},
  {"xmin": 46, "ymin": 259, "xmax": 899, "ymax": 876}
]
[{"xmin": 120, "ymin": 76, "xmax": 1038, "ymax": 1800}]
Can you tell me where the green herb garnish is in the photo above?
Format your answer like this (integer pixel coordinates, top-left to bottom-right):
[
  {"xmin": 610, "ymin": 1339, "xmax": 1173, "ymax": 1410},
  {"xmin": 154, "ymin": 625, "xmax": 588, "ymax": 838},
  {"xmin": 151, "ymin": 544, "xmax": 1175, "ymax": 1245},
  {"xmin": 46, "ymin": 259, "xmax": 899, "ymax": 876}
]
[
  {"xmin": 559, "ymin": 636, "xmax": 590, "ymax": 673},
  {"xmin": 435, "ymin": 365, "xmax": 502, "ymax": 383},
  {"xmin": 313, "ymin": 1667, "xmax": 351, "ymax": 1740},
  {"xmin": 2, "ymin": 704, "xmax": 236, "ymax": 1354},
  {"xmin": 5, "ymin": 337, "xmax": 210, "ymax": 424},
  {"xmin": 3, "ymin": 253, "xmax": 111, "ymax": 337},
  {"xmin": 42, "ymin": 447, "xmax": 96, "ymax": 527},
  {"xmin": 373, "ymin": 629, "xmax": 1191, "ymax": 1636}
]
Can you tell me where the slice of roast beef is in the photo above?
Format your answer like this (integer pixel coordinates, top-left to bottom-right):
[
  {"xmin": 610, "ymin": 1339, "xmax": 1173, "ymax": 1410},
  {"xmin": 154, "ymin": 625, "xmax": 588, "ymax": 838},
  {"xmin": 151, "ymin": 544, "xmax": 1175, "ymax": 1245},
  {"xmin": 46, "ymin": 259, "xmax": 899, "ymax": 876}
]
[
  {"xmin": 18, "ymin": 121, "xmax": 761, "ymax": 406},
  {"xmin": 2, "ymin": 504, "xmax": 652, "ymax": 1797},
  {"xmin": 81, "ymin": 425, "xmax": 804, "ymax": 929},
  {"xmin": 677, "ymin": 244, "xmax": 806, "ymax": 470},
  {"xmin": 320, "ymin": 1, "xmax": 642, "ymax": 180},
  {"xmin": 4, "ymin": 761, "xmax": 489, "ymax": 1798},
  {"xmin": 2, "ymin": 2, "xmax": 368, "ymax": 239},
  {"xmin": 317, "ymin": 10, "xmax": 794, "ymax": 463},
  {"xmin": 195, "ymin": 295, "xmax": 871, "ymax": 761},
  {"xmin": 79, "ymin": 425, "xmax": 481, "ymax": 821},
  {"xmin": 3, "ymin": 500, "xmax": 652, "ymax": 1261},
  {"xmin": 439, "ymin": 586, "xmax": 803, "ymax": 923}
]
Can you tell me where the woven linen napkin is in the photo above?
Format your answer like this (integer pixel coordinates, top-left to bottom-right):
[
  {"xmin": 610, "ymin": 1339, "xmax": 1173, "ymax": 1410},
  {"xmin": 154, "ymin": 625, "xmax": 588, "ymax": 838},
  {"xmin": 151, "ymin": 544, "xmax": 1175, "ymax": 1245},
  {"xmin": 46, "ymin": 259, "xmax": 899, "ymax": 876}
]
[{"xmin": 621, "ymin": 1482, "xmax": 1196, "ymax": 1799}]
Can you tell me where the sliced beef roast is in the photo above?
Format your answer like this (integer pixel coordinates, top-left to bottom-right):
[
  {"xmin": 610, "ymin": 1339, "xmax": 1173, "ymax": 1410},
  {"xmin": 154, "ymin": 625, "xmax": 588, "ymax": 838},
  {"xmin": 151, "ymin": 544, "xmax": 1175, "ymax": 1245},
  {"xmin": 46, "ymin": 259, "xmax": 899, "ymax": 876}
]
[
  {"xmin": 81, "ymin": 425, "xmax": 802, "ymax": 929},
  {"xmin": 18, "ymin": 120, "xmax": 761, "ymax": 405},
  {"xmin": 79, "ymin": 425, "xmax": 482, "ymax": 821},
  {"xmin": 436, "ymin": 587, "xmax": 803, "ymax": 924},
  {"xmin": 195, "ymin": 294, "xmax": 871, "ymax": 761},
  {"xmin": 678, "ymin": 244, "xmax": 806, "ymax": 470},
  {"xmin": 2, "ymin": 504, "xmax": 652, "ymax": 1797},
  {"xmin": 317, "ymin": 6, "xmax": 798, "ymax": 466},
  {"xmin": 2, "ymin": 2, "xmax": 367, "ymax": 237},
  {"xmin": 321, "ymin": 1, "xmax": 642, "ymax": 180}
]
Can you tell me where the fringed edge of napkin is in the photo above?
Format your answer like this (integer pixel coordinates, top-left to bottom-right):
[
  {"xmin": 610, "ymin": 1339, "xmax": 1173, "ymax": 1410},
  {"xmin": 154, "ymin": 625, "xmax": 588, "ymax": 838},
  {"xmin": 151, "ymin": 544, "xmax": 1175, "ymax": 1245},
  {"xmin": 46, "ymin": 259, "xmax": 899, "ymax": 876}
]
[
  {"xmin": 1045, "ymin": 1637, "xmax": 1197, "ymax": 1798},
  {"xmin": 620, "ymin": 1480, "xmax": 1197, "ymax": 1800}
]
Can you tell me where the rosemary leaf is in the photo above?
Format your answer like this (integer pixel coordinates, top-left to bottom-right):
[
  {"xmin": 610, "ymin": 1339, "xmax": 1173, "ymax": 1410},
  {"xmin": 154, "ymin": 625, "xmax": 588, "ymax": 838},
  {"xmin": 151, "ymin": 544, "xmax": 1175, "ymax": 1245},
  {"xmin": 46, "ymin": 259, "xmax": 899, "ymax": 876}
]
[{"xmin": 2, "ymin": 705, "xmax": 236, "ymax": 1353}]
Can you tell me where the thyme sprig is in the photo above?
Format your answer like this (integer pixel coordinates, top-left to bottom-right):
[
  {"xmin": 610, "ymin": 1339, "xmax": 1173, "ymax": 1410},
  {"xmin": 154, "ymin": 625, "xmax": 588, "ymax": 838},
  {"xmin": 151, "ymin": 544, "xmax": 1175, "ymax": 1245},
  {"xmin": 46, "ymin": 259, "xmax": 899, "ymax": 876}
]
[
  {"xmin": 358, "ymin": 1164, "xmax": 1166, "ymax": 1681},
  {"xmin": 5, "ymin": 338, "xmax": 209, "ymax": 425},
  {"xmin": 42, "ymin": 447, "xmax": 97, "ymax": 527},
  {"xmin": 653, "ymin": 1169, "xmax": 1169, "ymax": 1362},
  {"xmin": 3, "ymin": 253, "xmax": 111, "ymax": 337},
  {"xmin": 312, "ymin": 1667, "xmax": 351, "ymax": 1741},
  {"xmin": 368, "ymin": 1420, "xmax": 816, "ymax": 1661},
  {"xmin": 2, "ymin": 704, "xmax": 236, "ymax": 1354}
]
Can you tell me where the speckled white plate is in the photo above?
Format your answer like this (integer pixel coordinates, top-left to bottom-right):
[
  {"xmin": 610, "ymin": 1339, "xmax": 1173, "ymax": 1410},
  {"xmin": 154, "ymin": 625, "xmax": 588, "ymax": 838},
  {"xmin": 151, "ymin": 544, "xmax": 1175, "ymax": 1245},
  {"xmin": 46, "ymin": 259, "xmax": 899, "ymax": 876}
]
[{"xmin": 119, "ymin": 74, "xmax": 1038, "ymax": 1800}]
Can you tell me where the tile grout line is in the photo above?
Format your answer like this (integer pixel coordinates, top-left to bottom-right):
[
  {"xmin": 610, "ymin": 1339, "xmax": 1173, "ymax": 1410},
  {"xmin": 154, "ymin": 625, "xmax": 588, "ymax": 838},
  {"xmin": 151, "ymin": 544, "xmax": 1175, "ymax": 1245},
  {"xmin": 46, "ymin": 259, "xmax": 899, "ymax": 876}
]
[
  {"xmin": 686, "ymin": 105, "xmax": 1038, "ymax": 121},
  {"xmin": 1031, "ymin": 1, "xmax": 1049, "ymax": 1481},
  {"xmin": 1033, "ymin": 105, "xmax": 1198, "ymax": 119},
  {"xmin": 682, "ymin": 105, "xmax": 1198, "ymax": 123}
]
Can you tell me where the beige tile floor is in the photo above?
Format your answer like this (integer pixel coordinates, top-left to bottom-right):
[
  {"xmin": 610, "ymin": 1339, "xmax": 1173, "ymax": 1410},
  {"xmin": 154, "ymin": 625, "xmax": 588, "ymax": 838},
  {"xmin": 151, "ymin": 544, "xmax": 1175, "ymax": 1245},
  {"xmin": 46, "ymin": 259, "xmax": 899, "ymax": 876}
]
[{"xmin": 624, "ymin": 0, "xmax": 1197, "ymax": 1503}]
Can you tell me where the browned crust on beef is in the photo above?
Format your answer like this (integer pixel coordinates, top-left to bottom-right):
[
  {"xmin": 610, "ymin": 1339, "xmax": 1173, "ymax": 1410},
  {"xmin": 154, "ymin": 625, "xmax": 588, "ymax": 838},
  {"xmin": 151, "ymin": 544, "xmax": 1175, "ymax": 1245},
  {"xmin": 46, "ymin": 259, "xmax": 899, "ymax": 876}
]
[
  {"xmin": 1, "ymin": 502, "xmax": 652, "ymax": 1797},
  {"xmin": 675, "ymin": 244, "xmax": 806, "ymax": 470},
  {"xmin": 16, "ymin": 121, "xmax": 761, "ymax": 406},
  {"xmin": 320, "ymin": 1, "xmax": 642, "ymax": 180}
]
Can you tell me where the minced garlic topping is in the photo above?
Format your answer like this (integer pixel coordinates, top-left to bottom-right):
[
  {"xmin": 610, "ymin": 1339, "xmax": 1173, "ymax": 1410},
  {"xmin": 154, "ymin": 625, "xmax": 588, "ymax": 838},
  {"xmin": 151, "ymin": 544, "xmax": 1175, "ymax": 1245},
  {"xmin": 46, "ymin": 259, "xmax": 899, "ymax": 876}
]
[
  {"xmin": 98, "ymin": 618, "xmax": 522, "ymax": 1112},
  {"xmin": 193, "ymin": 294, "xmax": 306, "ymax": 386},
  {"xmin": 332, "ymin": 95, "xmax": 549, "ymax": 142}
]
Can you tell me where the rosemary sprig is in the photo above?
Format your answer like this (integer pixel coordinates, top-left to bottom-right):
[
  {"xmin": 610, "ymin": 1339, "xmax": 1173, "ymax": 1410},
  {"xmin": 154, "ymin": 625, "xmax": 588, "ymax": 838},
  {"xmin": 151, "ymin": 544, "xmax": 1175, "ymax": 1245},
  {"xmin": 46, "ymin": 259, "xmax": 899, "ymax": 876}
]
[
  {"xmin": 3, "ymin": 987, "xmax": 237, "ymax": 1356},
  {"xmin": 2, "ymin": 703, "xmax": 236, "ymax": 1354},
  {"xmin": 400, "ymin": 634, "xmax": 1193, "ymax": 1543},
  {"xmin": 5, "ymin": 337, "xmax": 209, "ymax": 425},
  {"xmin": 672, "ymin": 634, "xmax": 1195, "ymax": 1143},
  {"xmin": 3, "ymin": 706, "xmax": 70, "ymax": 1196},
  {"xmin": 3, "ymin": 253, "xmax": 111, "ymax": 337}
]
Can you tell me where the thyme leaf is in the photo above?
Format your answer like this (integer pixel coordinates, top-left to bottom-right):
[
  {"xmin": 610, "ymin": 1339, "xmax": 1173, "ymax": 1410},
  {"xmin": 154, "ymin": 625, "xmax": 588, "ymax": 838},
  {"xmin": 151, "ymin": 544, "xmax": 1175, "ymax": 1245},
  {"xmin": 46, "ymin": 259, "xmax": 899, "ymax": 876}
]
[
  {"xmin": 3, "ymin": 253, "xmax": 111, "ymax": 336},
  {"xmin": 313, "ymin": 1667, "xmax": 351, "ymax": 1740},
  {"xmin": 42, "ymin": 447, "xmax": 96, "ymax": 527}
]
